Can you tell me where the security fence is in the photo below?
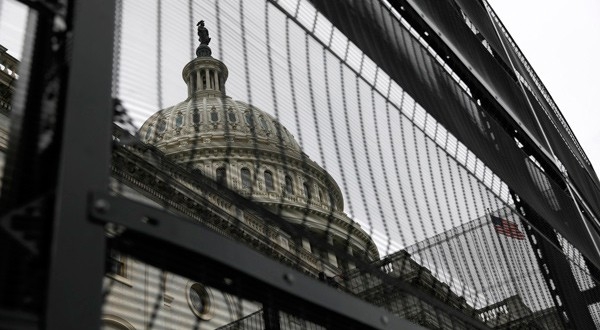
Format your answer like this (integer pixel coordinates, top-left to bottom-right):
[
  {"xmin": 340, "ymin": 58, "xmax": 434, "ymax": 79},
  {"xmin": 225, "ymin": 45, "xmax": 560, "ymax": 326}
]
[{"xmin": 1, "ymin": 0, "xmax": 600, "ymax": 329}]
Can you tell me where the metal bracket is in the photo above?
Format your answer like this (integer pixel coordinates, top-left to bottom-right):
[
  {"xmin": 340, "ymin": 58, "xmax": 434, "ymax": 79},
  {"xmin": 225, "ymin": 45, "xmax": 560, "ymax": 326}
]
[{"xmin": 0, "ymin": 193, "xmax": 53, "ymax": 255}]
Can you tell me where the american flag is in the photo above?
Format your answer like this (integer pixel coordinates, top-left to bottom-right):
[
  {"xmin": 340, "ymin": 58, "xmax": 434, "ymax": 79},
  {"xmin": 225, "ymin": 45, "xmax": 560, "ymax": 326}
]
[{"xmin": 491, "ymin": 215, "xmax": 525, "ymax": 240}]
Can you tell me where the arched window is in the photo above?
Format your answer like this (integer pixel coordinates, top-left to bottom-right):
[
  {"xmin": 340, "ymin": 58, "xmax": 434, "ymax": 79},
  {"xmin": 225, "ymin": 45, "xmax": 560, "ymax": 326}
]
[
  {"xmin": 216, "ymin": 167, "xmax": 226, "ymax": 185},
  {"xmin": 241, "ymin": 168, "xmax": 251, "ymax": 189},
  {"xmin": 285, "ymin": 175, "xmax": 294, "ymax": 195},
  {"xmin": 201, "ymin": 71, "xmax": 207, "ymax": 89},
  {"xmin": 318, "ymin": 189, "xmax": 324, "ymax": 202},
  {"xmin": 303, "ymin": 182, "xmax": 312, "ymax": 200},
  {"xmin": 244, "ymin": 112, "xmax": 253, "ymax": 125},
  {"xmin": 264, "ymin": 170, "xmax": 274, "ymax": 191}
]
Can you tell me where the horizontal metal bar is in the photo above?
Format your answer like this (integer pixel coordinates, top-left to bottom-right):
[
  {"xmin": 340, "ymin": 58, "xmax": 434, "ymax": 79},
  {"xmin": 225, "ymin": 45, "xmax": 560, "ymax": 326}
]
[
  {"xmin": 90, "ymin": 192, "xmax": 428, "ymax": 330},
  {"xmin": 45, "ymin": 0, "xmax": 115, "ymax": 328}
]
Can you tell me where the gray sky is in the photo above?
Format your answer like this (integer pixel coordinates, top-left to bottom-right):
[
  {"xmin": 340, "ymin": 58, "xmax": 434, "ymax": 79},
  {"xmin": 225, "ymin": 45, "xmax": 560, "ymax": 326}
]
[{"xmin": 488, "ymin": 0, "xmax": 600, "ymax": 176}]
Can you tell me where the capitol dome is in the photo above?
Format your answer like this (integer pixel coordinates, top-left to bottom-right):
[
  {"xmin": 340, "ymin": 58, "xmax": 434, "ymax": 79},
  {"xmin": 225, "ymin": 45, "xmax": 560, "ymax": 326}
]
[
  {"xmin": 138, "ymin": 27, "xmax": 378, "ymax": 262},
  {"xmin": 140, "ymin": 54, "xmax": 303, "ymax": 156}
]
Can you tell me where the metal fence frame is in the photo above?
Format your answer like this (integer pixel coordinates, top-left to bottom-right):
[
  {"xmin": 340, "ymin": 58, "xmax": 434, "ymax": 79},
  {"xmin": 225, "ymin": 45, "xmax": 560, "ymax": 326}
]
[{"xmin": 40, "ymin": 1, "xmax": 428, "ymax": 329}]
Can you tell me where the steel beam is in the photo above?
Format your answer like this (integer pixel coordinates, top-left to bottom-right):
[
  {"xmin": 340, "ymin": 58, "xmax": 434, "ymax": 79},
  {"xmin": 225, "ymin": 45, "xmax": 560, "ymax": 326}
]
[{"xmin": 44, "ymin": 0, "xmax": 115, "ymax": 329}]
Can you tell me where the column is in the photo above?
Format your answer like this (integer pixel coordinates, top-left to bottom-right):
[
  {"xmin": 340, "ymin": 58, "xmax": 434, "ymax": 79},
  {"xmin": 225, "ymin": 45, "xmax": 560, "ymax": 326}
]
[
  {"xmin": 205, "ymin": 69, "xmax": 210, "ymax": 89},
  {"xmin": 301, "ymin": 237, "xmax": 311, "ymax": 252},
  {"xmin": 215, "ymin": 71, "xmax": 220, "ymax": 92},
  {"xmin": 327, "ymin": 235, "xmax": 338, "ymax": 267},
  {"xmin": 347, "ymin": 244, "xmax": 355, "ymax": 270}
]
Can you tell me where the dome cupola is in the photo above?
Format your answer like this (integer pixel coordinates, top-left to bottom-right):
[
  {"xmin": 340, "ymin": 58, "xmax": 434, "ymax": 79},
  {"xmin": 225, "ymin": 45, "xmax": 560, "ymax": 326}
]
[
  {"xmin": 138, "ymin": 21, "xmax": 380, "ymax": 264},
  {"xmin": 182, "ymin": 20, "xmax": 228, "ymax": 98}
]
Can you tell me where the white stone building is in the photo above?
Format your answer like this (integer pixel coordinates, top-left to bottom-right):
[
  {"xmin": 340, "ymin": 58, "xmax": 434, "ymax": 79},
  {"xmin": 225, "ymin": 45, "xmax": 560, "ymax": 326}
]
[{"xmin": 102, "ymin": 31, "xmax": 379, "ymax": 330}]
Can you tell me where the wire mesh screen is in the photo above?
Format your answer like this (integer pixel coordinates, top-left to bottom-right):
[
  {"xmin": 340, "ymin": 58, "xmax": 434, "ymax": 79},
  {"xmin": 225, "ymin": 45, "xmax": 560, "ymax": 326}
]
[
  {"xmin": 102, "ymin": 0, "xmax": 600, "ymax": 328},
  {"xmin": 2, "ymin": 0, "xmax": 600, "ymax": 329}
]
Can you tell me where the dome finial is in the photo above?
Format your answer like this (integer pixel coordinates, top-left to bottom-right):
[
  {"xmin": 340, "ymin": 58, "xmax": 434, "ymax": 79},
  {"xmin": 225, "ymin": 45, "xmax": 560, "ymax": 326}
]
[{"xmin": 196, "ymin": 20, "xmax": 212, "ymax": 57}]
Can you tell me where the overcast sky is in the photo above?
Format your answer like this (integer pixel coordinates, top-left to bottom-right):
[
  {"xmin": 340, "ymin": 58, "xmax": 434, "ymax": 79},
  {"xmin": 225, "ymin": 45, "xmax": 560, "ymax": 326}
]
[{"xmin": 488, "ymin": 0, "xmax": 600, "ymax": 175}]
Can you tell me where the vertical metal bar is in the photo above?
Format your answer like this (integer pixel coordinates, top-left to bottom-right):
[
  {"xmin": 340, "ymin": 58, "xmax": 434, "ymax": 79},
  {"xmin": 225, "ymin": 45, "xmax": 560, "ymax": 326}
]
[
  {"xmin": 263, "ymin": 303, "xmax": 281, "ymax": 330},
  {"xmin": 511, "ymin": 191, "xmax": 595, "ymax": 328},
  {"xmin": 44, "ymin": 0, "xmax": 115, "ymax": 328}
]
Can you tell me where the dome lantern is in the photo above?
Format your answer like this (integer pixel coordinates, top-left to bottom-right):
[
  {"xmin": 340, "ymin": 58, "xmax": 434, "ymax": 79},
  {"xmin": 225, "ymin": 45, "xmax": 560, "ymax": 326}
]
[
  {"xmin": 182, "ymin": 21, "xmax": 228, "ymax": 98},
  {"xmin": 138, "ymin": 21, "xmax": 379, "ymax": 262}
]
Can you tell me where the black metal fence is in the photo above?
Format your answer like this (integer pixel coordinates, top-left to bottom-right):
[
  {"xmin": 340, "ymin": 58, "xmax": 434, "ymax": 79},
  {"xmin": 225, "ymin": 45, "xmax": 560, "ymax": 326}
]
[{"xmin": 1, "ymin": 0, "xmax": 600, "ymax": 329}]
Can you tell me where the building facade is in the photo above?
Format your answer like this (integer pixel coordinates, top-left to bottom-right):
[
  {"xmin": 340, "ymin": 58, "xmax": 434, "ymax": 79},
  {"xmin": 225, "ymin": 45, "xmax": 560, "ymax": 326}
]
[{"xmin": 103, "ymin": 31, "xmax": 382, "ymax": 329}]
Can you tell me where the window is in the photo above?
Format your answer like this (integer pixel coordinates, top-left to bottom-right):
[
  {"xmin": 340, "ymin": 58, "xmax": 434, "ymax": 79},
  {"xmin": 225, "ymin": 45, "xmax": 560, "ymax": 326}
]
[
  {"xmin": 106, "ymin": 249, "xmax": 131, "ymax": 286},
  {"xmin": 108, "ymin": 249, "xmax": 126, "ymax": 278},
  {"xmin": 227, "ymin": 109, "xmax": 237, "ymax": 123},
  {"xmin": 189, "ymin": 286, "xmax": 205, "ymax": 312},
  {"xmin": 201, "ymin": 71, "xmax": 207, "ymax": 89},
  {"xmin": 192, "ymin": 108, "xmax": 202, "ymax": 125},
  {"xmin": 264, "ymin": 170, "xmax": 274, "ymax": 191},
  {"xmin": 241, "ymin": 168, "xmax": 251, "ymax": 189},
  {"xmin": 285, "ymin": 175, "xmax": 294, "ymax": 195},
  {"xmin": 216, "ymin": 167, "xmax": 226, "ymax": 185},
  {"xmin": 303, "ymin": 182, "xmax": 312, "ymax": 200},
  {"xmin": 175, "ymin": 112, "xmax": 184, "ymax": 128},
  {"xmin": 144, "ymin": 126, "xmax": 153, "ymax": 140},
  {"xmin": 210, "ymin": 107, "xmax": 219, "ymax": 122},
  {"xmin": 187, "ymin": 283, "xmax": 213, "ymax": 320},
  {"xmin": 157, "ymin": 118, "xmax": 167, "ymax": 133}
]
